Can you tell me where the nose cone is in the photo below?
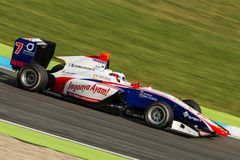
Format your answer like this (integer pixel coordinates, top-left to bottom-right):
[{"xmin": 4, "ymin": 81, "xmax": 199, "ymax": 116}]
[{"xmin": 212, "ymin": 124, "xmax": 229, "ymax": 137}]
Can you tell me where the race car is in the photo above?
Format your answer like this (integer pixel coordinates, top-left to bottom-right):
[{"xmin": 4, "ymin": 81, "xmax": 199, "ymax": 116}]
[{"xmin": 10, "ymin": 38, "xmax": 229, "ymax": 137}]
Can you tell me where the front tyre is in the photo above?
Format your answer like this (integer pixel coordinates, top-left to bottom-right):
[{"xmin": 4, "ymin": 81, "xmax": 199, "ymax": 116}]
[
  {"xmin": 17, "ymin": 63, "xmax": 48, "ymax": 92},
  {"xmin": 182, "ymin": 99, "xmax": 202, "ymax": 113},
  {"xmin": 144, "ymin": 102, "xmax": 173, "ymax": 129}
]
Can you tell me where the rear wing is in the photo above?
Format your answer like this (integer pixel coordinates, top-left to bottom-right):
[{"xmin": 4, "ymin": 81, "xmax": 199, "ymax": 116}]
[{"xmin": 10, "ymin": 38, "xmax": 56, "ymax": 70}]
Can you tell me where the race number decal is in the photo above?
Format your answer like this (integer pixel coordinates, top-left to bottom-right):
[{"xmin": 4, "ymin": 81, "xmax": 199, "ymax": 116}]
[{"xmin": 15, "ymin": 42, "xmax": 23, "ymax": 54}]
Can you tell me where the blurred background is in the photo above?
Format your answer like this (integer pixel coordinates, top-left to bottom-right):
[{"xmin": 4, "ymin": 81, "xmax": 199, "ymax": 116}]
[{"xmin": 0, "ymin": 0, "xmax": 239, "ymax": 117}]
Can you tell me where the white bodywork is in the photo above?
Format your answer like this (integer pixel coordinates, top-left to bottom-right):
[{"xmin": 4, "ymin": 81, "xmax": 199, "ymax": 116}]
[
  {"xmin": 52, "ymin": 55, "xmax": 130, "ymax": 102},
  {"xmin": 50, "ymin": 54, "xmax": 228, "ymax": 137},
  {"xmin": 54, "ymin": 56, "xmax": 131, "ymax": 86},
  {"xmin": 171, "ymin": 120, "xmax": 199, "ymax": 137}
]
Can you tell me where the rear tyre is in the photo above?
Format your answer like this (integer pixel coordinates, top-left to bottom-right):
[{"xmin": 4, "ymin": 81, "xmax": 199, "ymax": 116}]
[
  {"xmin": 182, "ymin": 99, "xmax": 202, "ymax": 113},
  {"xmin": 144, "ymin": 102, "xmax": 173, "ymax": 129},
  {"xmin": 17, "ymin": 63, "xmax": 48, "ymax": 92}
]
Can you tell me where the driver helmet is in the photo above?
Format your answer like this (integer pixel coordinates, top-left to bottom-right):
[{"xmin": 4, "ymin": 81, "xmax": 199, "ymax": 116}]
[{"xmin": 110, "ymin": 72, "xmax": 129, "ymax": 85}]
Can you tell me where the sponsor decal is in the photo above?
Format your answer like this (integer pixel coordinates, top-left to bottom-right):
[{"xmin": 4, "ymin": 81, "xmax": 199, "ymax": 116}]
[
  {"xmin": 93, "ymin": 65, "xmax": 105, "ymax": 70},
  {"xmin": 62, "ymin": 70, "xmax": 76, "ymax": 75},
  {"xmin": 69, "ymin": 63, "xmax": 94, "ymax": 71},
  {"xmin": 26, "ymin": 43, "xmax": 35, "ymax": 51},
  {"xmin": 92, "ymin": 74, "xmax": 111, "ymax": 81},
  {"xmin": 67, "ymin": 82, "xmax": 110, "ymax": 96},
  {"xmin": 15, "ymin": 42, "xmax": 36, "ymax": 56},
  {"xmin": 183, "ymin": 111, "xmax": 201, "ymax": 122},
  {"xmin": 139, "ymin": 90, "xmax": 157, "ymax": 101},
  {"xmin": 10, "ymin": 59, "xmax": 27, "ymax": 68},
  {"xmin": 93, "ymin": 58, "xmax": 107, "ymax": 64}
]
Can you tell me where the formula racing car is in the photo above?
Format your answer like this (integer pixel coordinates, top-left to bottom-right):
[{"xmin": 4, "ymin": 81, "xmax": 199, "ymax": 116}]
[{"xmin": 10, "ymin": 38, "xmax": 229, "ymax": 137}]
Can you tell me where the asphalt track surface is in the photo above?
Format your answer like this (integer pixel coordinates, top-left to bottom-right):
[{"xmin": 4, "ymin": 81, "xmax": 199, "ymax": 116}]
[{"xmin": 0, "ymin": 68, "xmax": 240, "ymax": 160}]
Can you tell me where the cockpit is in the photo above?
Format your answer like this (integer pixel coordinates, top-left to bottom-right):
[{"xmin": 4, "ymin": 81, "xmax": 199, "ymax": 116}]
[{"xmin": 110, "ymin": 72, "xmax": 130, "ymax": 85}]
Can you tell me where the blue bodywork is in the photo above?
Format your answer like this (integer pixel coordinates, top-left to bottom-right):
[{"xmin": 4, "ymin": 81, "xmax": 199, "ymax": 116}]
[
  {"xmin": 118, "ymin": 86, "xmax": 212, "ymax": 132},
  {"xmin": 82, "ymin": 78, "xmax": 211, "ymax": 132}
]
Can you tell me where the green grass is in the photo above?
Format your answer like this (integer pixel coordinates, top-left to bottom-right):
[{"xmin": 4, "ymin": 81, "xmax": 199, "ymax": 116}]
[
  {"xmin": 0, "ymin": 0, "xmax": 240, "ymax": 117},
  {"xmin": 202, "ymin": 106, "xmax": 240, "ymax": 127},
  {"xmin": 0, "ymin": 120, "xmax": 129, "ymax": 160}
]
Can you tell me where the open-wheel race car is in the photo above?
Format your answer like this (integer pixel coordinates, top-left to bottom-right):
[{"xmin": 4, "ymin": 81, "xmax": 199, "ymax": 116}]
[{"xmin": 10, "ymin": 38, "xmax": 229, "ymax": 137}]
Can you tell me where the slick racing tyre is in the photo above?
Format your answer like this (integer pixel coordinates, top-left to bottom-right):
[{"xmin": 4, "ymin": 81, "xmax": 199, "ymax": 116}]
[
  {"xmin": 17, "ymin": 63, "xmax": 48, "ymax": 92},
  {"xmin": 182, "ymin": 99, "xmax": 202, "ymax": 113},
  {"xmin": 145, "ymin": 102, "xmax": 173, "ymax": 129}
]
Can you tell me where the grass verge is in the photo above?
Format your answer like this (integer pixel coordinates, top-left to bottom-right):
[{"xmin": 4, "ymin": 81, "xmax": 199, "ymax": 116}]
[
  {"xmin": 0, "ymin": 0, "xmax": 239, "ymax": 117},
  {"xmin": 0, "ymin": 120, "xmax": 130, "ymax": 160},
  {"xmin": 202, "ymin": 106, "xmax": 240, "ymax": 127}
]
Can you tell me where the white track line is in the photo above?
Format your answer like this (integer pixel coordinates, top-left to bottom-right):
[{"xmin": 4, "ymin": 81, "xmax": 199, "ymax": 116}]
[
  {"xmin": 225, "ymin": 126, "xmax": 240, "ymax": 140},
  {"xmin": 0, "ymin": 119, "xmax": 139, "ymax": 160},
  {"xmin": 0, "ymin": 66, "xmax": 13, "ymax": 72}
]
